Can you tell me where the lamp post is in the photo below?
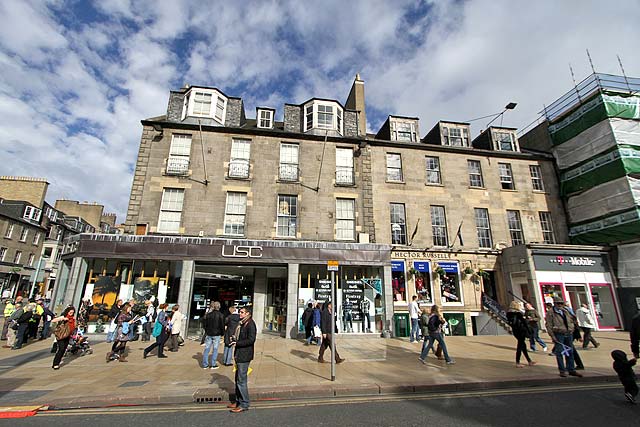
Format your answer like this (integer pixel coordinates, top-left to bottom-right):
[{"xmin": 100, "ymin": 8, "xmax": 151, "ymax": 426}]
[{"xmin": 29, "ymin": 256, "xmax": 48, "ymax": 299}]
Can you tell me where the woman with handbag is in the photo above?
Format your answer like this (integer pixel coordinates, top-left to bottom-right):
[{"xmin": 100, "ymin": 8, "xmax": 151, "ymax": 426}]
[
  {"xmin": 507, "ymin": 301, "xmax": 536, "ymax": 368},
  {"xmin": 143, "ymin": 303, "xmax": 169, "ymax": 359},
  {"xmin": 107, "ymin": 304, "xmax": 133, "ymax": 362},
  {"xmin": 51, "ymin": 306, "xmax": 76, "ymax": 370}
]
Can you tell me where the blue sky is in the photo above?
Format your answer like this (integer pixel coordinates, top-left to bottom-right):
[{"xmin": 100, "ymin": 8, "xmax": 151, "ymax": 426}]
[{"xmin": 1, "ymin": 0, "xmax": 639, "ymax": 223}]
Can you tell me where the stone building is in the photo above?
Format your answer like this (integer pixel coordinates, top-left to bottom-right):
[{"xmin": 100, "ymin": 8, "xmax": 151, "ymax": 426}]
[{"xmin": 55, "ymin": 75, "xmax": 619, "ymax": 338}]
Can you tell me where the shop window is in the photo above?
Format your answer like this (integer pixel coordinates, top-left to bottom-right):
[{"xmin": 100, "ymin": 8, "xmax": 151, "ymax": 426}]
[
  {"xmin": 437, "ymin": 262, "xmax": 461, "ymax": 304},
  {"xmin": 412, "ymin": 261, "xmax": 432, "ymax": 305},
  {"xmin": 391, "ymin": 260, "xmax": 407, "ymax": 303}
]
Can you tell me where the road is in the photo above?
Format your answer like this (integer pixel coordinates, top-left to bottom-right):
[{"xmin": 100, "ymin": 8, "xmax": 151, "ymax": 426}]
[{"xmin": 19, "ymin": 382, "xmax": 638, "ymax": 426}]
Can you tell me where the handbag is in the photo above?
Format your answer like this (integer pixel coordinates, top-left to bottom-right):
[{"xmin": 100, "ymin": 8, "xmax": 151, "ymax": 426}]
[
  {"xmin": 151, "ymin": 321, "xmax": 163, "ymax": 338},
  {"xmin": 313, "ymin": 325, "xmax": 322, "ymax": 337},
  {"xmin": 54, "ymin": 321, "xmax": 71, "ymax": 340}
]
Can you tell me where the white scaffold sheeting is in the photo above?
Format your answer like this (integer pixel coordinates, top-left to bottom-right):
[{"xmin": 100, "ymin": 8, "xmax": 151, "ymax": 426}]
[
  {"xmin": 616, "ymin": 242, "xmax": 640, "ymax": 288},
  {"xmin": 554, "ymin": 118, "xmax": 640, "ymax": 170},
  {"xmin": 567, "ymin": 176, "xmax": 640, "ymax": 224}
]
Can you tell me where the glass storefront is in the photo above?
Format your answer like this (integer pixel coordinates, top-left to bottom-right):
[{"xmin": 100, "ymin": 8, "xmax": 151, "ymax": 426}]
[
  {"xmin": 590, "ymin": 283, "xmax": 621, "ymax": 329},
  {"xmin": 438, "ymin": 262, "xmax": 462, "ymax": 305}
]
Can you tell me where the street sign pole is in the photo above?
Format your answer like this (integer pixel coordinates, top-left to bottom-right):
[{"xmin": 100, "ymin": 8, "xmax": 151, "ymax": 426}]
[{"xmin": 330, "ymin": 269, "xmax": 336, "ymax": 381}]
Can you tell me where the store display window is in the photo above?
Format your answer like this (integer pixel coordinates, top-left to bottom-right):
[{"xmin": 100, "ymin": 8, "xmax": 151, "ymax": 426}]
[
  {"xmin": 392, "ymin": 260, "xmax": 406, "ymax": 303},
  {"xmin": 437, "ymin": 262, "xmax": 461, "ymax": 305},
  {"xmin": 412, "ymin": 261, "xmax": 432, "ymax": 305}
]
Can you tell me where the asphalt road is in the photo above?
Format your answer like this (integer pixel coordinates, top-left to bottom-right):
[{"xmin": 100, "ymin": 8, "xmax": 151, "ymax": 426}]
[{"xmin": 18, "ymin": 383, "xmax": 639, "ymax": 426}]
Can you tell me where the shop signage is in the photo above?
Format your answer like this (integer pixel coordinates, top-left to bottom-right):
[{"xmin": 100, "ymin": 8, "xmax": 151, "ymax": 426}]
[
  {"xmin": 391, "ymin": 251, "xmax": 451, "ymax": 260},
  {"xmin": 221, "ymin": 245, "xmax": 263, "ymax": 258},
  {"xmin": 391, "ymin": 260, "xmax": 405, "ymax": 272},
  {"xmin": 327, "ymin": 260, "xmax": 339, "ymax": 271},
  {"xmin": 533, "ymin": 253, "xmax": 608, "ymax": 272},
  {"xmin": 549, "ymin": 256, "xmax": 596, "ymax": 266},
  {"xmin": 315, "ymin": 279, "xmax": 332, "ymax": 303},
  {"xmin": 343, "ymin": 280, "xmax": 364, "ymax": 321},
  {"xmin": 413, "ymin": 261, "xmax": 430, "ymax": 272},
  {"xmin": 437, "ymin": 262, "xmax": 459, "ymax": 273}
]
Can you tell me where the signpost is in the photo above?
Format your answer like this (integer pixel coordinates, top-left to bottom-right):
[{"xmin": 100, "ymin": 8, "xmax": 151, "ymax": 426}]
[{"xmin": 327, "ymin": 260, "xmax": 338, "ymax": 381}]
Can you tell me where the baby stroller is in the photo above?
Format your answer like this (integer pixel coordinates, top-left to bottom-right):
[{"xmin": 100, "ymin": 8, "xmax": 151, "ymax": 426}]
[{"xmin": 66, "ymin": 328, "xmax": 93, "ymax": 356}]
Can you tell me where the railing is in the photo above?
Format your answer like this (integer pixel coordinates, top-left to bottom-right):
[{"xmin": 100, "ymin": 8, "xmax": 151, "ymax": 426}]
[
  {"xmin": 228, "ymin": 159, "xmax": 250, "ymax": 179},
  {"xmin": 481, "ymin": 293, "xmax": 509, "ymax": 324},
  {"xmin": 166, "ymin": 156, "xmax": 190, "ymax": 175},
  {"xmin": 336, "ymin": 167, "xmax": 355, "ymax": 185},
  {"xmin": 279, "ymin": 164, "xmax": 299, "ymax": 182}
]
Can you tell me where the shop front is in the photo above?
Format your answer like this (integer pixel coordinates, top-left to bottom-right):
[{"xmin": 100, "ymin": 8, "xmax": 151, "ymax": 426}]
[
  {"xmin": 389, "ymin": 250, "xmax": 497, "ymax": 336},
  {"xmin": 56, "ymin": 234, "xmax": 392, "ymax": 339},
  {"xmin": 502, "ymin": 244, "xmax": 621, "ymax": 331}
]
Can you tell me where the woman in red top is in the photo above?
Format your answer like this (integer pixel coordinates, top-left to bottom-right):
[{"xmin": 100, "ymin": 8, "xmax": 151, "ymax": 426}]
[{"xmin": 51, "ymin": 306, "xmax": 76, "ymax": 370}]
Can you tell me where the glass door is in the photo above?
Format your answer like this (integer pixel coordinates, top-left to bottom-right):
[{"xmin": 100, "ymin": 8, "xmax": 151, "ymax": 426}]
[
  {"xmin": 589, "ymin": 283, "xmax": 621, "ymax": 329},
  {"xmin": 565, "ymin": 284, "xmax": 589, "ymax": 313}
]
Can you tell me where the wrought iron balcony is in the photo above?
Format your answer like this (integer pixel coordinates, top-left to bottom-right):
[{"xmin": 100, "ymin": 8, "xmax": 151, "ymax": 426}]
[
  {"xmin": 335, "ymin": 167, "xmax": 355, "ymax": 186},
  {"xmin": 279, "ymin": 164, "xmax": 299, "ymax": 182},
  {"xmin": 166, "ymin": 156, "xmax": 190, "ymax": 176},
  {"xmin": 228, "ymin": 159, "xmax": 250, "ymax": 179}
]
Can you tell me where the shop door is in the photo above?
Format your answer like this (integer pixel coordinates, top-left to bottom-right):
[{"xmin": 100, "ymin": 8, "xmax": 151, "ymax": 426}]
[
  {"xmin": 590, "ymin": 283, "xmax": 621, "ymax": 329},
  {"xmin": 443, "ymin": 313, "xmax": 466, "ymax": 336},
  {"xmin": 565, "ymin": 284, "xmax": 589, "ymax": 312}
]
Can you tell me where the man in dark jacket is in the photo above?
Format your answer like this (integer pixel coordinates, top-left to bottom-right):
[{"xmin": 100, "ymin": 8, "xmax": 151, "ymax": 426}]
[
  {"xmin": 223, "ymin": 306, "xmax": 240, "ymax": 366},
  {"xmin": 202, "ymin": 301, "xmax": 225, "ymax": 369},
  {"xmin": 631, "ymin": 311, "xmax": 640, "ymax": 359},
  {"xmin": 228, "ymin": 306, "xmax": 256, "ymax": 413},
  {"xmin": 302, "ymin": 302, "xmax": 314, "ymax": 345},
  {"xmin": 318, "ymin": 302, "xmax": 344, "ymax": 364}
]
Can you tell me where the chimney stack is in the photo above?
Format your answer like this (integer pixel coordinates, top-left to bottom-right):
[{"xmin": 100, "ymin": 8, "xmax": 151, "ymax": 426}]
[{"xmin": 345, "ymin": 74, "xmax": 366, "ymax": 136}]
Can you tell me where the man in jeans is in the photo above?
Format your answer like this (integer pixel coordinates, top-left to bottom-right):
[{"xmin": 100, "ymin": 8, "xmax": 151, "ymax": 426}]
[
  {"xmin": 577, "ymin": 303, "xmax": 600, "ymax": 349},
  {"xmin": 202, "ymin": 301, "xmax": 224, "ymax": 369},
  {"xmin": 228, "ymin": 307, "xmax": 256, "ymax": 413},
  {"xmin": 546, "ymin": 297, "xmax": 583, "ymax": 378},
  {"xmin": 408, "ymin": 295, "xmax": 420, "ymax": 343}
]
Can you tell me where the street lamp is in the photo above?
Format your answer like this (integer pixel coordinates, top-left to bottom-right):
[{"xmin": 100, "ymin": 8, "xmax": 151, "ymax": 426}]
[{"xmin": 465, "ymin": 103, "xmax": 518, "ymax": 128}]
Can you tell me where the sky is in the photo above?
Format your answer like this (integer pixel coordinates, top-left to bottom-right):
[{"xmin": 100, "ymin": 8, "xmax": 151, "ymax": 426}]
[{"xmin": 1, "ymin": 0, "xmax": 639, "ymax": 223}]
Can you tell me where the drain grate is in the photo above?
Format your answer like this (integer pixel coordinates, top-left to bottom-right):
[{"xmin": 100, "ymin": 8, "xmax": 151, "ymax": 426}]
[
  {"xmin": 194, "ymin": 395, "xmax": 223, "ymax": 403},
  {"xmin": 193, "ymin": 388, "xmax": 228, "ymax": 404}
]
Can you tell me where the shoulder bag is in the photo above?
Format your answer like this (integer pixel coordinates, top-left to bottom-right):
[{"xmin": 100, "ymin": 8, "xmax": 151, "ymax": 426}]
[{"xmin": 54, "ymin": 321, "xmax": 71, "ymax": 340}]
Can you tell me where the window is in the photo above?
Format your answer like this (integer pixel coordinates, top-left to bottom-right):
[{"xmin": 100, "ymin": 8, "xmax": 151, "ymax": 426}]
[
  {"xmin": 467, "ymin": 160, "xmax": 484, "ymax": 188},
  {"xmin": 32, "ymin": 232, "xmax": 40, "ymax": 245},
  {"xmin": 539, "ymin": 211, "xmax": 556, "ymax": 244},
  {"xmin": 27, "ymin": 253, "xmax": 34, "ymax": 267},
  {"xmin": 166, "ymin": 134, "xmax": 192, "ymax": 175},
  {"xmin": 4, "ymin": 223, "xmax": 13, "ymax": 239},
  {"xmin": 44, "ymin": 206, "xmax": 58, "ymax": 222},
  {"xmin": 157, "ymin": 188, "xmax": 184, "ymax": 234},
  {"xmin": 507, "ymin": 210, "xmax": 524, "ymax": 245},
  {"xmin": 425, "ymin": 156, "xmax": 441, "ymax": 185},
  {"xmin": 443, "ymin": 126, "xmax": 469, "ymax": 147},
  {"xmin": 257, "ymin": 109, "xmax": 274, "ymax": 129},
  {"xmin": 229, "ymin": 139, "xmax": 251, "ymax": 179},
  {"xmin": 224, "ymin": 192, "xmax": 247, "ymax": 236},
  {"xmin": 303, "ymin": 101, "xmax": 344, "ymax": 134},
  {"xmin": 23, "ymin": 206, "xmax": 42, "ymax": 221},
  {"xmin": 530, "ymin": 165, "xmax": 545, "ymax": 191},
  {"xmin": 336, "ymin": 199, "xmax": 355, "ymax": 240},
  {"xmin": 19, "ymin": 227, "xmax": 28, "ymax": 242},
  {"xmin": 13, "ymin": 250, "xmax": 22, "ymax": 264},
  {"xmin": 181, "ymin": 88, "xmax": 227, "ymax": 124},
  {"xmin": 279, "ymin": 143, "xmax": 299, "ymax": 181},
  {"xmin": 498, "ymin": 163, "xmax": 515, "ymax": 190},
  {"xmin": 430, "ymin": 205, "xmax": 448, "ymax": 247},
  {"xmin": 44, "ymin": 247, "xmax": 53, "ymax": 258},
  {"xmin": 277, "ymin": 195, "xmax": 297, "ymax": 237},
  {"xmin": 495, "ymin": 131, "xmax": 516, "ymax": 151},
  {"xmin": 390, "ymin": 203, "xmax": 407, "ymax": 245},
  {"xmin": 0, "ymin": 247, "xmax": 6, "ymax": 262},
  {"xmin": 386, "ymin": 153, "xmax": 403, "ymax": 182},
  {"xmin": 474, "ymin": 208, "xmax": 493, "ymax": 248},
  {"xmin": 336, "ymin": 148, "xmax": 354, "ymax": 185},
  {"xmin": 391, "ymin": 121, "xmax": 417, "ymax": 142}
]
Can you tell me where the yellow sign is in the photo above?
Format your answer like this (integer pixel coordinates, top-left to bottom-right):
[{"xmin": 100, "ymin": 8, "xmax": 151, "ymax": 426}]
[{"xmin": 327, "ymin": 260, "xmax": 339, "ymax": 271}]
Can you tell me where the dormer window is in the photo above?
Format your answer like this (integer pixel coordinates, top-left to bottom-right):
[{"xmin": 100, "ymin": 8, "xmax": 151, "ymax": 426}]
[
  {"xmin": 181, "ymin": 87, "xmax": 227, "ymax": 124},
  {"xmin": 257, "ymin": 108, "xmax": 274, "ymax": 129},
  {"xmin": 442, "ymin": 125, "xmax": 469, "ymax": 147},
  {"xmin": 494, "ymin": 130, "xmax": 518, "ymax": 151},
  {"xmin": 303, "ymin": 100, "xmax": 343, "ymax": 134},
  {"xmin": 391, "ymin": 120, "xmax": 418, "ymax": 142},
  {"xmin": 23, "ymin": 206, "xmax": 41, "ymax": 222}
]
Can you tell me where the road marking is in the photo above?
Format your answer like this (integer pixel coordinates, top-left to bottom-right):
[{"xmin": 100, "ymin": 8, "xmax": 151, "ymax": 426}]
[{"xmin": 36, "ymin": 382, "xmax": 619, "ymax": 417}]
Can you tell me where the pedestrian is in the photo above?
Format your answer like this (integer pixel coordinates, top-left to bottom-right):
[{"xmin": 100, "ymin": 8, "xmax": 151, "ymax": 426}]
[
  {"xmin": 409, "ymin": 295, "xmax": 421, "ymax": 343},
  {"xmin": 106, "ymin": 299, "xmax": 124, "ymax": 342},
  {"xmin": 223, "ymin": 305, "xmax": 240, "ymax": 366},
  {"xmin": 107, "ymin": 304, "xmax": 133, "ymax": 362},
  {"xmin": 77, "ymin": 297, "xmax": 93, "ymax": 332},
  {"xmin": 418, "ymin": 307, "xmax": 444, "ymax": 359},
  {"xmin": 1, "ymin": 298, "xmax": 16, "ymax": 341},
  {"xmin": 143, "ymin": 303, "xmax": 169, "ymax": 359},
  {"xmin": 418, "ymin": 305, "xmax": 455, "ymax": 365},
  {"xmin": 51, "ymin": 306, "xmax": 76, "ymax": 370},
  {"xmin": 6, "ymin": 301, "xmax": 23, "ymax": 349},
  {"xmin": 507, "ymin": 301, "xmax": 536, "ymax": 368},
  {"xmin": 27, "ymin": 299, "xmax": 43, "ymax": 340},
  {"xmin": 227, "ymin": 306, "xmax": 257, "ymax": 413},
  {"xmin": 167, "ymin": 304, "xmax": 185, "ymax": 352},
  {"xmin": 524, "ymin": 303, "xmax": 547, "ymax": 352},
  {"xmin": 312, "ymin": 302, "xmax": 322, "ymax": 345},
  {"xmin": 302, "ymin": 302, "xmax": 314, "ymax": 345},
  {"xmin": 577, "ymin": 303, "xmax": 599, "ymax": 349},
  {"xmin": 631, "ymin": 310, "xmax": 640, "ymax": 359},
  {"xmin": 611, "ymin": 350, "xmax": 638, "ymax": 404},
  {"xmin": 13, "ymin": 302, "xmax": 34, "ymax": 349},
  {"xmin": 38, "ymin": 298, "xmax": 55, "ymax": 340},
  {"xmin": 545, "ymin": 297, "xmax": 582, "ymax": 378},
  {"xmin": 202, "ymin": 301, "xmax": 225, "ymax": 369},
  {"xmin": 318, "ymin": 302, "xmax": 345, "ymax": 364},
  {"xmin": 141, "ymin": 300, "xmax": 155, "ymax": 341}
]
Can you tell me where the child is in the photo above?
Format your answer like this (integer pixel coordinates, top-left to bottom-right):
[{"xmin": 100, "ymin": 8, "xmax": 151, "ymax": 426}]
[{"xmin": 611, "ymin": 350, "xmax": 638, "ymax": 403}]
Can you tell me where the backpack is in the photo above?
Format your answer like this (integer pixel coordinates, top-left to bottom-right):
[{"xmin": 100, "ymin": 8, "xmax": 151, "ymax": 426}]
[{"xmin": 427, "ymin": 315, "xmax": 440, "ymax": 333}]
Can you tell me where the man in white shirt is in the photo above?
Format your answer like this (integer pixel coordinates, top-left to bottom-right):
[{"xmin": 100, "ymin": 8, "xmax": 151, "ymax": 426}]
[
  {"xmin": 577, "ymin": 303, "xmax": 600, "ymax": 349},
  {"xmin": 409, "ymin": 295, "xmax": 420, "ymax": 343}
]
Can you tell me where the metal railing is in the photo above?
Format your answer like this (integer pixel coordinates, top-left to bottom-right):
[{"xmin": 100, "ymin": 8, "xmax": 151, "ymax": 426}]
[
  {"xmin": 228, "ymin": 159, "xmax": 250, "ymax": 179},
  {"xmin": 166, "ymin": 156, "xmax": 190, "ymax": 175},
  {"xmin": 481, "ymin": 293, "xmax": 509, "ymax": 324},
  {"xmin": 279, "ymin": 164, "xmax": 299, "ymax": 182},
  {"xmin": 335, "ymin": 167, "xmax": 355, "ymax": 186}
]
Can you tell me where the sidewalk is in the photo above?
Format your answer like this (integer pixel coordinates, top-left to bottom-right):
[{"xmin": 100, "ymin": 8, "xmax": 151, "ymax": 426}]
[{"xmin": 0, "ymin": 332, "xmax": 626, "ymax": 408}]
